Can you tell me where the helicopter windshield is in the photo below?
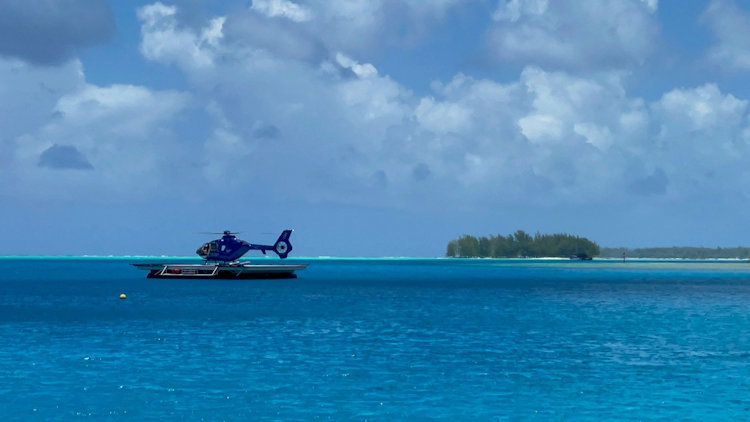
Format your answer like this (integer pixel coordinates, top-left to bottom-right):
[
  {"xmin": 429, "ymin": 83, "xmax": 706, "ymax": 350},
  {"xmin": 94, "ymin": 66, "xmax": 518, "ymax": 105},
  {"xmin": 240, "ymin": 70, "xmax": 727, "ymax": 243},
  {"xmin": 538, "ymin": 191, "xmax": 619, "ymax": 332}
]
[{"xmin": 199, "ymin": 243, "xmax": 217, "ymax": 255}]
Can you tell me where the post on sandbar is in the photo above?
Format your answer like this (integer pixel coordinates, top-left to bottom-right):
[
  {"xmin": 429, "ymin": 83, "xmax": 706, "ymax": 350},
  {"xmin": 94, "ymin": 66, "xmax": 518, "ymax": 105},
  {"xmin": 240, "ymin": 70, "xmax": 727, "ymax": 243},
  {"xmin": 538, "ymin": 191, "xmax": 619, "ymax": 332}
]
[{"xmin": 622, "ymin": 251, "xmax": 626, "ymax": 263}]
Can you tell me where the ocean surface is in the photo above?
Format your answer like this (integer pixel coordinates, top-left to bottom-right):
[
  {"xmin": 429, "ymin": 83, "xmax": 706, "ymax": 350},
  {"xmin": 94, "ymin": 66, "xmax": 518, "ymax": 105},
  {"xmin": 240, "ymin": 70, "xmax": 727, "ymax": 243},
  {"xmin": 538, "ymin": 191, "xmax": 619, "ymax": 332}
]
[{"xmin": 2, "ymin": 257, "xmax": 750, "ymax": 420}]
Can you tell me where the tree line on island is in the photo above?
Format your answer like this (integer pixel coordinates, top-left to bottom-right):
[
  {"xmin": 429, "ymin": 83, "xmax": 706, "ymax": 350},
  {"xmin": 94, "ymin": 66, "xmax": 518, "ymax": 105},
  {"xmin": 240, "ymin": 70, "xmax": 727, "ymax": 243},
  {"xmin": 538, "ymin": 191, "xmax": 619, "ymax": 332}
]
[
  {"xmin": 446, "ymin": 230, "xmax": 750, "ymax": 259},
  {"xmin": 446, "ymin": 230, "xmax": 600, "ymax": 258},
  {"xmin": 600, "ymin": 247, "xmax": 750, "ymax": 259}
]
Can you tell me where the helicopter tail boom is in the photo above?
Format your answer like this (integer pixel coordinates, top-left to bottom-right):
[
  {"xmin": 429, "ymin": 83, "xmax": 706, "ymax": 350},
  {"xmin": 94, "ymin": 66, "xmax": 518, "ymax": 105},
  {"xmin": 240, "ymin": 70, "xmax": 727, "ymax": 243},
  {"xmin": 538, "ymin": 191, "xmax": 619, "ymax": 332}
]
[{"xmin": 248, "ymin": 229, "xmax": 294, "ymax": 259}]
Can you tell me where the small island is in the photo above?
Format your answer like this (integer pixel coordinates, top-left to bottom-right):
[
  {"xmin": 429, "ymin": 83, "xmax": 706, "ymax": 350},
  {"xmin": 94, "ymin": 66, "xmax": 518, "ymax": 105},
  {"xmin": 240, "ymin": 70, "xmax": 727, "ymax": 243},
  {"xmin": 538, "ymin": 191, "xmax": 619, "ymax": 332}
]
[
  {"xmin": 446, "ymin": 230, "xmax": 600, "ymax": 258},
  {"xmin": 447, "ymin": 231, "xmax": 750, "ymax": 259}
]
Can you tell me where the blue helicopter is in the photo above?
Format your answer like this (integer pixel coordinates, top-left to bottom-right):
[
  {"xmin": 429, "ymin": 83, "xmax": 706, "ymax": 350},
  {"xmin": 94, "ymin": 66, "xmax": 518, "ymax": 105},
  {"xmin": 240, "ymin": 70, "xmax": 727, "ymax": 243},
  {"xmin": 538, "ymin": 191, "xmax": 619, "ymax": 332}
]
[{"xmin": 196, "ymin": 230, "xmax": 294, "ymax": 262}]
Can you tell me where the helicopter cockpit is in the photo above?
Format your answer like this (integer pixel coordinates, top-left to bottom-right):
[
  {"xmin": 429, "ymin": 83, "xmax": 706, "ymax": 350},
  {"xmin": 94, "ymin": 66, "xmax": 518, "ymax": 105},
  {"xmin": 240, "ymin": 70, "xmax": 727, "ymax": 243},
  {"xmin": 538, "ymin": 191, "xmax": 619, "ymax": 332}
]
[{"xmin": 197, "ymin": 242, "xmax": 217, "ymax": 257}]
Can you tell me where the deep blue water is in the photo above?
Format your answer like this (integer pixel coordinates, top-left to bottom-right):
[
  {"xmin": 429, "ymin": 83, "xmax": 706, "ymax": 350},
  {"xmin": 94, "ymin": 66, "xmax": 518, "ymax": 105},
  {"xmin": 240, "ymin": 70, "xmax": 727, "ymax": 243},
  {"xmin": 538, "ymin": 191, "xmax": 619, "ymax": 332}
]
[{"xmin": 3, "ymin": 258, "xmax": 750, "ymax": 420}]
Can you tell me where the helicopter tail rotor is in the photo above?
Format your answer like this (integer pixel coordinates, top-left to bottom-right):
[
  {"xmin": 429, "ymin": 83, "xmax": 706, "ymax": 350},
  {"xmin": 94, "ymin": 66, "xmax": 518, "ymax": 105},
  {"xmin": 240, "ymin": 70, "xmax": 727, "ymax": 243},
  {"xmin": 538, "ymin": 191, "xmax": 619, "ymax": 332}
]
[{"xmin": 273, "ymin": 229, "xmax": 294, "ymax": 259}]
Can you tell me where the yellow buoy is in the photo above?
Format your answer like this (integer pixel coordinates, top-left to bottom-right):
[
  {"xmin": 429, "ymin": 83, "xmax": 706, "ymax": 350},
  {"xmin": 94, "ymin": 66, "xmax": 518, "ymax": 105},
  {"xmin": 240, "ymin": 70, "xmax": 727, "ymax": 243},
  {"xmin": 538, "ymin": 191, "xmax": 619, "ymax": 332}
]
[{"xmin": 119, "ymin": 293, "xmax": 127, "ymax": 300}]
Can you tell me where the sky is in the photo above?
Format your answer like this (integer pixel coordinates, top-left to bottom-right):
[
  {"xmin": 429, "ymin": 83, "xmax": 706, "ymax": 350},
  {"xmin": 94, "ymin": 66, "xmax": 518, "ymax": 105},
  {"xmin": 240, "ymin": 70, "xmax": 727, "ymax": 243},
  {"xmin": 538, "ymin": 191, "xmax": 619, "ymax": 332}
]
[{"xmin": 3, "ymin": 0, "xmax": 750, "ymax": 257}]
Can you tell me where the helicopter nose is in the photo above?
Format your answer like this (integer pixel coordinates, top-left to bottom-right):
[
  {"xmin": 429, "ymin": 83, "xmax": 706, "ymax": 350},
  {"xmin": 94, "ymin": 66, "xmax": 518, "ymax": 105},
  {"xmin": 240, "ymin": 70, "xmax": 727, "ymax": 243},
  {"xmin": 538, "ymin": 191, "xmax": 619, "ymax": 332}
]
[{"xmin": 197, "ymin": 243, "xmax": 210, "ymax": 257}]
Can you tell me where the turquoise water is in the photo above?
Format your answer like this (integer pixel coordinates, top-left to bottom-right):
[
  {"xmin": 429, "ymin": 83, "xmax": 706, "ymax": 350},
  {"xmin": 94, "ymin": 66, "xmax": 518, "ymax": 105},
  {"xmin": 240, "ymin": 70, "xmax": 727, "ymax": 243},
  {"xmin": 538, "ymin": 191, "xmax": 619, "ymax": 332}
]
[{"xmin": 2, "ymin": 258, "xmax": 750, "ymax": 419}]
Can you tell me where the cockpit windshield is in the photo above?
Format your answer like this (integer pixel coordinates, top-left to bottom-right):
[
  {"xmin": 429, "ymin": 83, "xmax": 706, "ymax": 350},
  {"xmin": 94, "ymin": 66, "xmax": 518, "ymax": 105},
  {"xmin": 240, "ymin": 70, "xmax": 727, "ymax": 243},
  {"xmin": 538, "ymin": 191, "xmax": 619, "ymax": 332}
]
[{"xmin": 197, "ymin": 242, "xmax": 216, "ymax": 256}]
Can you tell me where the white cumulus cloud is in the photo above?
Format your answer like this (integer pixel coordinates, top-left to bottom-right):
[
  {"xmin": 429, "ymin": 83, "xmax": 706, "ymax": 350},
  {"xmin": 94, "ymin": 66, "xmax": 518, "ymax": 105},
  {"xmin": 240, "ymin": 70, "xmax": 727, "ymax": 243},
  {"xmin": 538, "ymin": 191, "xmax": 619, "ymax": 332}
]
[
  {"xmin": 335, "ymin": 52, "xmax": 378, "ymax": 78},
  {"xmin": 138, "ymin": 2, "xmax": 224, "ymax": 69},
  {"xmin": 252, "ymin": 0, "xmax": 312, "ymax": 22},
  {"xmin": 487, "ymin": 0, "xmax": 660, "ymax": 69},
  {"xmin": 702, "ymin": 0, "xmax": 750, "ymax": 71},
  {"xmin": 9, "ymin": 81, "xmax": 191, "ymax": 199},
  {"xmin": 415, "ymin": 97, "xmax": 473, "ymax": 135},
  {"xmin": 44, "ymin": 1, "xmax": 750, "ymax": 211}
]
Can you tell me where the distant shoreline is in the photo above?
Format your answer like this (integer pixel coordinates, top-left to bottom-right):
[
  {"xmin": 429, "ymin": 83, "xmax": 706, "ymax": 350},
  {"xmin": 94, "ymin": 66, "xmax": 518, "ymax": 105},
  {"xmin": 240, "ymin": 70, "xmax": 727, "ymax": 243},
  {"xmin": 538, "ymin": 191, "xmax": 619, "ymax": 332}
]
[
  {"xmin": 600, "ymin": 246, "xmax": 750, "ymax": 260},
  {"xmin": 445, "ymin": 231, "xmax": 750, "ymax": 260}
]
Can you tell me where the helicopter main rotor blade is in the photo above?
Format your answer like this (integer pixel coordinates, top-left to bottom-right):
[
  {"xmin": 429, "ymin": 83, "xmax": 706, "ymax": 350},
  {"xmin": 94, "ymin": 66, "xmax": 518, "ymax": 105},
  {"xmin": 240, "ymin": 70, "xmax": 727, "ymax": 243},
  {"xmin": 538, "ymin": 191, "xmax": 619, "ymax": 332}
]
[{"xmin": 197, "ymin": 231, "xmax": 243, "ymax": 235}]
